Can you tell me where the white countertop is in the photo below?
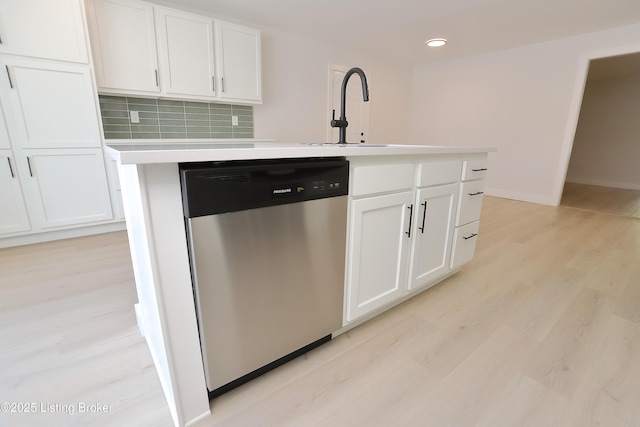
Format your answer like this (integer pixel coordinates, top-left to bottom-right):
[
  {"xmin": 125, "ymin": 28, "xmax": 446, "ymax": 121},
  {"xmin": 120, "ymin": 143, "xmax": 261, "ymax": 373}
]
[{"xmin": 105, "ymin": 139, "xmax": 496, "ymax": 164}]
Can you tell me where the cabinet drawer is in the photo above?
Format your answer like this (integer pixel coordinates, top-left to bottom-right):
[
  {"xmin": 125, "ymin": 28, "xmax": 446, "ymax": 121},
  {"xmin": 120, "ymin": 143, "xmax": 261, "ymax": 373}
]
[
  {"xmin": 461, "ymin": 160, "xmax": 488, "ymax": 181},
  {"xmin": 456, "ymin": 180, "xmax": 485, "ymax": 226},
  {"xmin": 351, "ymin": 164, "xmax": 414, "ymax": 197},
  {"xmin": 417, "ymin": 161, "xmax": 462, "ymax": 187},
  {"xmin": 450, "ymin": 221, "xmax": 479, "ymax": 269}
]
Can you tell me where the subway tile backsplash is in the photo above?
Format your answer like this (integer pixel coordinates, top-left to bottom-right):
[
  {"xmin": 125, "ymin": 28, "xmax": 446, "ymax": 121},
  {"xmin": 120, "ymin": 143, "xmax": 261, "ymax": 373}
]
[{"xmin": 99, "ymin": 96, "xmax": 254, "ymax": 140}]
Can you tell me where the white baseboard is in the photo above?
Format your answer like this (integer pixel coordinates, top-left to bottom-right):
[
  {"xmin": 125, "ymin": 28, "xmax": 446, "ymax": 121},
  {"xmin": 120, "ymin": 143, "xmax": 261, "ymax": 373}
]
[
  {"xmin": 185, "ymin": 409, "xmax": 213, "ymax": 427},
  {"xmin": 0, "ymin": 221, "xmax": 126, "ymax": 249},
  {"xmin": 565, "ymin": 177, "xmax": 640, "ymax": 191},
  {"xmin": 483, "ymin": 187, "xmax": 557, "ymax": 206}
]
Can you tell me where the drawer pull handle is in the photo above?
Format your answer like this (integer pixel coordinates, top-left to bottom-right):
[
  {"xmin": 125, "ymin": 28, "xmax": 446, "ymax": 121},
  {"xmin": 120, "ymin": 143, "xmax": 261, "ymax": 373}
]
[
  {"xmin": 7, "ymin": 157, "xmax": 15, "ymax": 178},
  {"xmin": 468, "ymin": 191, "xmax": 484, "ymax": 196},
  {"xmin": 463, "ymin": 233, "xmax": 478, "ymax": 240},
  {"xmin": 6, "ymin": 65, "xmax": 13, "ymax": 89},
  {"xmin": 406, "ymin": 204, "xmax": 413, "ymax": 238},
  {"xmin": 418, "ymin": 201, "xmax": 427, "ymax": 233},
  {"xmin": 472, "ymin": 168, "xmax": 487, "ymax": 172}
]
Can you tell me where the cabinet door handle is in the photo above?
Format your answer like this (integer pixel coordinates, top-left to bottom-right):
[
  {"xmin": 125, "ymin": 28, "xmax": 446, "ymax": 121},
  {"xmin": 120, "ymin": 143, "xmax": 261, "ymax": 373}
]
[
  {"xmin": 7, "ymin": 157, "xmax": 15, "ymax": 178},
  {"xmin": 154, "ymin": 69, "xmax": 159, "ymax": 87},
  {"xmin": 221, "ymin": 77, "xmax": 225, "ymax": 92},
  {"xmin": 472, "ymin": 168, "xmax": 487, "ymax": 172},
  {"xmin": 468, "ymin": 191, "xmax": 484, "ymax": 196},
  {"xmin": 5, "ymin": 65, "xmax": 13, "ymax": 89},
  {"xmin": 418, "ymin": 201, "xmax": 427, "ymax": 233},
  {"xmin": 27, "ymin": 156, "xmax": 33, "ymax": 177},
  {"xmin": 212, "ymin": 76, "xmax": 215, "ymax": 91},
  {"xmin": 405, "ymin": 204, "xmax": 413, "ymax": 238},
  {"xmin": 463, "ymin": 233, "xmax": 478, "ymax": 240}
]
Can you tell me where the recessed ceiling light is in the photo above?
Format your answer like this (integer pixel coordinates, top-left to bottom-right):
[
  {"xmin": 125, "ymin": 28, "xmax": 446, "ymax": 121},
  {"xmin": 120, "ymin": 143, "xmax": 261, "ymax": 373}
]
[{"xmin": 426, "ymin": 38, "xmax": 447, "ymax": 48}]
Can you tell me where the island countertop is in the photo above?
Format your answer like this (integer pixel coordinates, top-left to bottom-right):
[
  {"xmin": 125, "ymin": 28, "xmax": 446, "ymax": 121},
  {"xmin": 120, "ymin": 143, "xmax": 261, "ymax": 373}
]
[{"xmin": 105, "ymin": 139, "xmax": 496, "ymax": 164}]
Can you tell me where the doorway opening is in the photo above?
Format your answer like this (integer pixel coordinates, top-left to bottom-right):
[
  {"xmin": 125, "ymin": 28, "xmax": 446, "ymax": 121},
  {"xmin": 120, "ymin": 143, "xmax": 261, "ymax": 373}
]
[{"xmin": 560, "ymin": 52, "xmax": 640, "ymax": 219}]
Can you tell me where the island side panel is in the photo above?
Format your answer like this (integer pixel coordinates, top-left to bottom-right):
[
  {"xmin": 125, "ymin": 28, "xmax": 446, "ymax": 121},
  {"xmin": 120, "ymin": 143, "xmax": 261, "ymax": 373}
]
[{"xmin": 118, "ymin": 163, "xmax": 210, "ymax": 426}]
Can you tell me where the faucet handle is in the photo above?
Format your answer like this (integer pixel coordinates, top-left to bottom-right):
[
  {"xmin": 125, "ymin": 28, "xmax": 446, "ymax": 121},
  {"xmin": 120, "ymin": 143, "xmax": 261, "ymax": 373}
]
[{"xmin": 330, "ymin": 109, "xmax": 348, "ymax": 128}]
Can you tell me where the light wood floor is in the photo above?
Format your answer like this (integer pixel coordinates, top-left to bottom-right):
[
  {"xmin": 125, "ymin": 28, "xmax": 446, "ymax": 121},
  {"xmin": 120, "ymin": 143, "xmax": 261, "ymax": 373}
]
[
  {"xmin": 2, "ymin": 196, "xmax": 640, "ymax": 426},
  {"xmin": 561, "ymin": 182, "xmax": 640, "ymax": 219}
]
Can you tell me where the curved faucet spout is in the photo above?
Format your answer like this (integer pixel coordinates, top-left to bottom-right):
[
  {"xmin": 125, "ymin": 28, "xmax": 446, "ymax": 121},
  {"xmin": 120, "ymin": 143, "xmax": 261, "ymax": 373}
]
[{"xmin": 331, "ymin": 67, "xmax": 370, "ymax": 144}]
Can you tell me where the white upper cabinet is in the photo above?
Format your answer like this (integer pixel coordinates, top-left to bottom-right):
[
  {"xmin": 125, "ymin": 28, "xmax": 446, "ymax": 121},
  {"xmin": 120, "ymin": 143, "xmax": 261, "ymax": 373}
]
[
  {"xmin": 85, "ymin": 0, "xmax": 262, "ymax": 103},
  {"xmin": 0, "ymin": 56, "xmax": 101, "ymax": 149},
  {"xmin": 86, "ymin": 0, "xmax": 160, "ymax": 95},
  {"xmin": 215, "ymin": 21, "xmax": 262, "ymax": 103},
  {"xmin": 0, "ymin": 0, "xmax": 88, "ymax": 63},
  {"xmin": 155, "ymin": 7, "xmax": 216, "ymax": 99}
]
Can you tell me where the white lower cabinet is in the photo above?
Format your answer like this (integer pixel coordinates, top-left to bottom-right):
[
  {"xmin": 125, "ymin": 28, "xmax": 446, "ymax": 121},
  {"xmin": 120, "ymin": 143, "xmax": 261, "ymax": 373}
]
[
  {"xmin": 456, "ymin": 179, "xmax": 485, "ymax": 226},
  {"xmin": 345, "ymin": 191, "xmax": 413, "ymax": 322},
  {"xmin": 19, "ymin": 149, "xmax": 113, "ymax": 229},
  {"xmin": 451, "ymin": 159, "xmax": 487, "ymax": 268},
  {"xmin": 408, "ymin": 183, "xmax": 458, "ymax": 290},
  {"xmin": 345, "ymin": 156, "xmax": 487, "ymax": 325},
  {"xmin": 450, "ymin": 221, "xmax": 480, "ymax": 269},
  {"xmin": 0, "ymin": 150, "xmax": 31, "ymax": 234}
]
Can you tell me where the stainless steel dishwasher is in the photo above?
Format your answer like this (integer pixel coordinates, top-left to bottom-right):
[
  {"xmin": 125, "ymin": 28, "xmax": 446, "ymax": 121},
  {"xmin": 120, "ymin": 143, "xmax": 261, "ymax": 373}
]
[{"xmin": 180, "ymin": 157, "xmax": 348, "ymax": 397}]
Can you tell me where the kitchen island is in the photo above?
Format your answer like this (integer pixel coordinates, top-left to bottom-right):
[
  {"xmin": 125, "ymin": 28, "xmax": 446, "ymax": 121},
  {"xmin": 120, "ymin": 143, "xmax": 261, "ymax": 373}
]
[{"xmin": 106, "ymin": 141, "xmax": 495, "ymax": 427}]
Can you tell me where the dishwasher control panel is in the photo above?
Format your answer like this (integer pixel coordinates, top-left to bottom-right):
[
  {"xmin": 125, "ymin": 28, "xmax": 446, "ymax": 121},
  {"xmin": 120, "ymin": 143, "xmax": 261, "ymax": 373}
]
[
  {"xmin": 271, "ymin": 179, "xmax": 343, "ymax": 199},
  {"xmin": 180, "ymin": 157, "xmax": 349, "ymax": 218}
]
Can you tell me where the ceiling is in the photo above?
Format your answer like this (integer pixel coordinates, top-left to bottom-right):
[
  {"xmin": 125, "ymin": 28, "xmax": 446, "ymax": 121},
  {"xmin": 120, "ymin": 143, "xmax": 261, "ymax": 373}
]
[{"xmin": 156, "ymin": 0, "xmax": 640, "ymax": 65}]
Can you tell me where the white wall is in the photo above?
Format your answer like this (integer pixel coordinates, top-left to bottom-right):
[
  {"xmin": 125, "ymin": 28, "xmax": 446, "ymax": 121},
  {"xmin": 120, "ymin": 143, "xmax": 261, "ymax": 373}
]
[
  {"xmin": 409, "ymin": 23, "xmax": 640, "ymax": 205},
  {"xmin": 566, "ymin": 73, "xmax": 640, "ymax": 190},
  {"xmin": 253, "ymin": 27, "xmax": 412, "ymax": 145}
]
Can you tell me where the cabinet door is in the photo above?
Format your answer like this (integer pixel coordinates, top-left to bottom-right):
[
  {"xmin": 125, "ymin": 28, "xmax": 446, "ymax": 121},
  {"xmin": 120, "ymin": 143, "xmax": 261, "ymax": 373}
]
[
  {"xmin": 156, "ymin": 7, "xmax": 216, "ymax": 99},
  {"xmin": 345, "ymin": 191, "xmax": 412, "ymax": 322},
  {"xmin": 0, "ymin": 104, "xmax": 10, "ymax": 149},
  {"xmin": 86, "ymin": 0, "xmax": 160, "ymax": 94},
  {"xmin": 0, "ymin": 150, "xmax": 30, "ymax": 235},
  {"xmin": 408, "ymin": 184, "xmax": 458, "ymax": 291},
  {"xmin": 0, "ymin": 0, "xmax": 88, "ymax": 63},
  {"xmin": 215, "ymin": 21, "xmax": 261, "ymax": 103},
  {"xmin": 0, "ymin": 57, "xmax": 101, "ymax": 149},
  {"xmin": 20, "ymin": 149, "xmax": 113, "ymax": 229}
]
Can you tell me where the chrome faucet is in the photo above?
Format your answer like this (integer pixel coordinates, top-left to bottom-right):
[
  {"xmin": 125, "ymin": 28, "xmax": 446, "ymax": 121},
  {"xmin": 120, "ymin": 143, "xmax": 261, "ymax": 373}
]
[{"xmin": 330, "ymin": 67, "xmax": 369, "ymax": 144}]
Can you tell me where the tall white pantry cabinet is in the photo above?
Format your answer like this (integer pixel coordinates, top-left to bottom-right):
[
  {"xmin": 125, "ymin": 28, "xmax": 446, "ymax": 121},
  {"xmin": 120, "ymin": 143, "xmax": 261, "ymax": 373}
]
[{"xmin": 0, "ymin": 0, "xmax": 119, "ymax": 247}]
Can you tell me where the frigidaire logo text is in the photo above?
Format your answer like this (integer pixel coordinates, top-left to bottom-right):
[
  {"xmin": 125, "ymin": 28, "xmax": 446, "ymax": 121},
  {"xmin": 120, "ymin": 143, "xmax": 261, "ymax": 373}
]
[{"xmin": 273, "ymin": 188, "xmax": 292, "ymax": 194}]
